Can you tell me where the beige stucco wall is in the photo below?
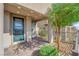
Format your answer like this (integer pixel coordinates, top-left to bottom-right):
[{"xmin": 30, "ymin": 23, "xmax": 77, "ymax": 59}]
[
  {"xmin": 4, "ymin": 12, "xmax": 12, "ymax": 48},
  {"xmin": 0, "ymin": 3, "xmax": 4, "ymax": 55}
]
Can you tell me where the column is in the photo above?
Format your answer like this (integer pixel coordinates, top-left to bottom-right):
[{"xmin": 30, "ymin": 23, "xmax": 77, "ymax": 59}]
[
  {"xmin": 0, "ymin": 3, "xmax": 4, "ymax": 55},
  {"xmin": 36, "ymin": 23, "xmax": 39, "ymax": 37},
  {"xmin": 48, "ymin": 20, "xmax": 53, "ymax": 43},
  {"xmin": 26, "ymin": 16, "xmax": 32, "ymax": 41}
]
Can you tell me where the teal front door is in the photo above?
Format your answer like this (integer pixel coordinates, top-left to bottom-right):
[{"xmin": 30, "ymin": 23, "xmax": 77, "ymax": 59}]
[{"xmin": 13, "ymin": 17, "xmax": 24, "ymax": 42}]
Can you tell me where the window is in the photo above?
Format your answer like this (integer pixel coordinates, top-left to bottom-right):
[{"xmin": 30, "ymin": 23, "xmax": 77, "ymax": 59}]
[{"xmin": 14, "ymin": 19, "xmax": 23, "ymax": 30}]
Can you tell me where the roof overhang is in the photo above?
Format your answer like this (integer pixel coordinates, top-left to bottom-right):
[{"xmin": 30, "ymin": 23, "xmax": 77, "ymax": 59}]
[
  {"xmin": 4, "ymin": 3, "xmax": 48, "ymax": 21},
  {"xmin": 18, "ymin": 3, "xmax": 51, "ymax": 14}
]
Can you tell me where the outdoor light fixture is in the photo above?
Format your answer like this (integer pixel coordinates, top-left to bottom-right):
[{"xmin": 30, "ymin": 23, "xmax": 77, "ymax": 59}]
[{"xmin": 17, "ymin": 6, "xmax": 21, "ymax": 9}]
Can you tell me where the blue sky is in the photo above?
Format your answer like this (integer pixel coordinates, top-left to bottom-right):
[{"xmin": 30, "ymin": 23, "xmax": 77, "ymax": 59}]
[{"xmin": 73, "ymin": 22, "xmax": 79, "ymax": 30}]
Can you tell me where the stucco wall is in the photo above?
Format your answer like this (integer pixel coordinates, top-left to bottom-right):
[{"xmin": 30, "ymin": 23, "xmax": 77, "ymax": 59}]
[
  {"xmin": 0, "ymin": 3, "xmax": 4, "ymax": 55},
  {"xmin": 4, "ymin": 12, "xmax": 12, "ymax": 48}
]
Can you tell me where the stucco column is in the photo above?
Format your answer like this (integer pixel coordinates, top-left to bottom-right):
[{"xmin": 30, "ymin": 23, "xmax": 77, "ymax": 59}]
[
  {"xmin": 26, "ymin": 16, "xmax": 32, "ymax": 41},
  {"xmin": 36, "ymin": 23, "xmax": 39, "ymax": 37},
  {"xmin": 48, "ymin": 20, "xmax": 53, "ymax": 43},
  {"xmin": 0, "ymin": 3, "xmax": 4, "ymax": 55}
]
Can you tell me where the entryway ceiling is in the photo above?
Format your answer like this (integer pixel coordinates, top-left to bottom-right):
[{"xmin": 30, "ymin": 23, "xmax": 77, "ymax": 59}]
[
  {"xmin": 4, "ymin": 3, "xmax": 50, "ymax": 21},
  {"xmin": 18, "ymin": 3, "xmax": 51, "ymax": 14}
]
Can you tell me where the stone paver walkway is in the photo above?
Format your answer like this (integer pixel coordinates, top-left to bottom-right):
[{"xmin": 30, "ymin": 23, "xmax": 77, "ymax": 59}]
[{"xmin": 4, "ymin": 37, "xmax": 48, "ymax": 56}]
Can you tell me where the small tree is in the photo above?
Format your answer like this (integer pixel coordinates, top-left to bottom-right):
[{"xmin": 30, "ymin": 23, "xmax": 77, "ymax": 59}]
[{"xmin": 48, "ymin": 3, "xmax": 79, "ymax": 50}]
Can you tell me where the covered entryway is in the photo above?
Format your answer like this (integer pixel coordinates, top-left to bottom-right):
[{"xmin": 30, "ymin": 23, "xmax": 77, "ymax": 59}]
[
  {"xmin": 4, "ymin": 3, "xmax": 48, "ymax": 48},
  {"xmin": 4, "ymin": 3, "xmax": 52, "ymax": 56}
]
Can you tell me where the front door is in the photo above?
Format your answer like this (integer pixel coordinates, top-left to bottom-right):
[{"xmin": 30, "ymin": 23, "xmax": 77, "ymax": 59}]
[{"xmin": 13, "ymin": 17, "xmax": 24, "ymax": 42}]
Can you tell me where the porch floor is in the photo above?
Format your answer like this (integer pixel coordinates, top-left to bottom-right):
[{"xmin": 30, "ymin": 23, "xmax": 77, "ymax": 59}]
[
  {"xmin": 4, "ymin": 37, "xmax": 74, "ymax": 56},
  {"xmin": 4, "ymin": 37, "xmax": 49, "ymax": 56}
]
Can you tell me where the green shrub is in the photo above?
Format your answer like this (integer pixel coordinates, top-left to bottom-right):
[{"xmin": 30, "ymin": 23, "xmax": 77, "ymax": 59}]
[{"xmin": 39, "ymin": 44, "xmax": 59, "ymax": 56}]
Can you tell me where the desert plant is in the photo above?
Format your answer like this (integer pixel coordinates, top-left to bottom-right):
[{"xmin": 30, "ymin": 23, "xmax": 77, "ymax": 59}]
[{"xmin": 39, "ymin": 44, "xmax": 59, "ymax": 56}]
